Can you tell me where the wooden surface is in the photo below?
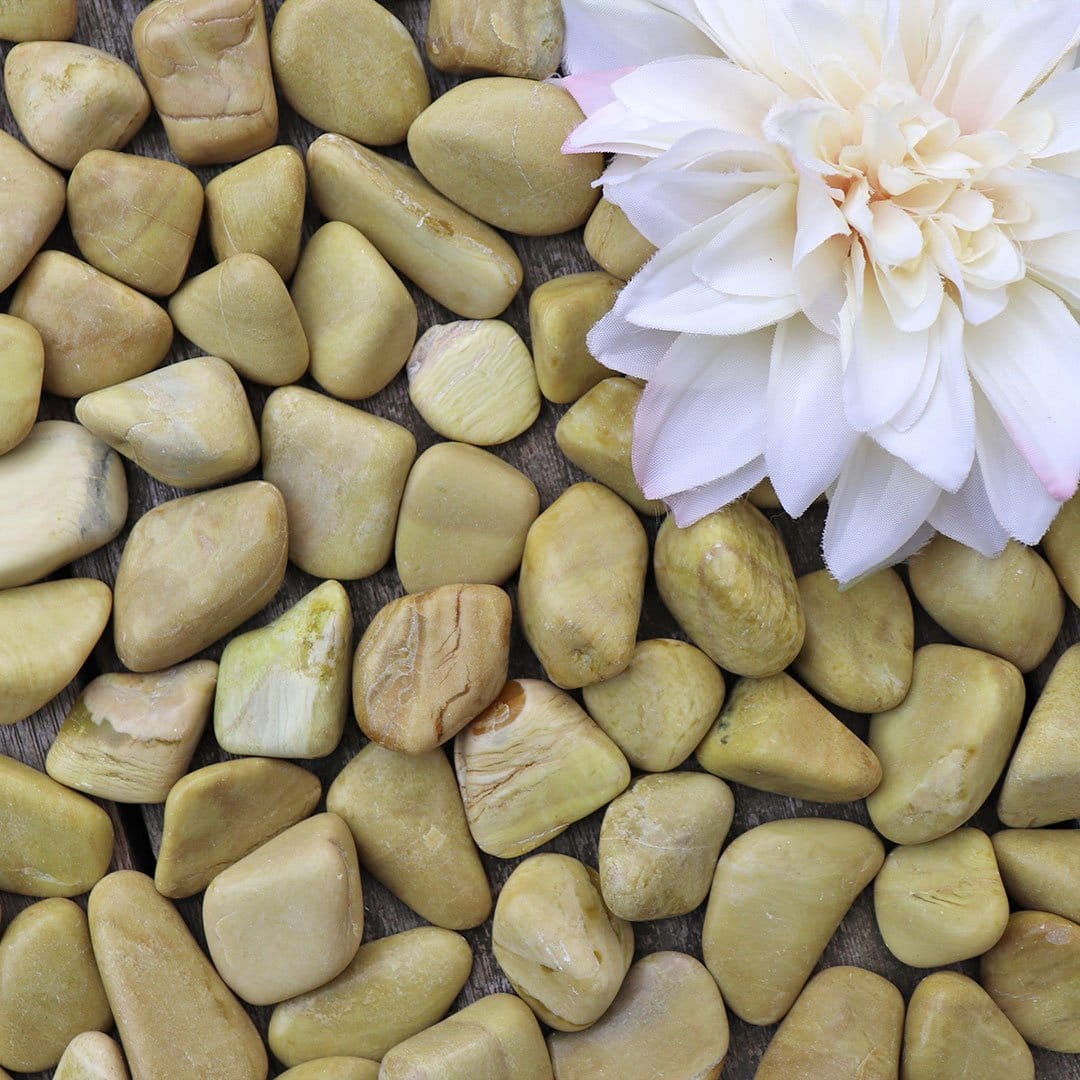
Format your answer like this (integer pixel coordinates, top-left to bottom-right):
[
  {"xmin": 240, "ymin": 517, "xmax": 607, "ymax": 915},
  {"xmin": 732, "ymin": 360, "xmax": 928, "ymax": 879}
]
[{"xmin": 2, "ymin": 1, "xmax": 1080, "ymax": 1077}]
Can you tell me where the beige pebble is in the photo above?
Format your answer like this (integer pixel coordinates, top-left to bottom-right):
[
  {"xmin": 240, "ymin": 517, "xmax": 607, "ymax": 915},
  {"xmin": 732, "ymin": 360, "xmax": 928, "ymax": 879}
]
[
  {"xmin": 426, "ymin": 0, "xmax": 563, "ymax": 79},
  {"xmin": 67, "ymin": 150, "xmax": 203, "ymax": 297},
  {"xmin": 205, "ymin": 146, "xmax": 305, "ymax": 279},
  {"xmin": 293, "ymin": 222, "xmax": 417, "ymax": 401},
  {"xmin": 981, "ymin": 910, "xmax": 1080, "ymax": 1053},
  {"xmin": 583, "ymin": 199, "xmax": 656, "ymax": 282},
  {"xmin": 261, "ymin": 386, "xmax": 415, "ymax": 579},
  {"xmin": 307, "ymin": 133, "xmax": 523, "ymax": 319},
  {"xmin": 204, "ymin": 814, "xmax": 363, "ymax": 1006},
  {"xmin": 655, "ymin": 503, "xmax": 804, "ymax": 678},
  {"xmin": 89, "ymin": 871, "xmax": 267, "ymax": 1079},
  {"xmin": 54, "ymin": 1032, "xmax": 131, "ymax": 1080},
  {"xmin": 792, "ymin": 568, "xmax": 914, "ymax": 713},
  {"xmin": 10, "ymin": 251, "xmax": 173, "ymax": 398},
  {"xmin": 268, "ymin": 927, "xmax": 472, "ymax": 1066},
  {"xmin": 874, "ymin": 828, "xmax": 1009, "ymax": 967},
  {"xmin": 0, "ymin": 317, "xmax": 42, "ymax": 457},
  {"xmin": 555, "ymin": 377, "xmax": 664, "ymax": 514},
  {"xmin": 0, "ymin": 753, "xmax": 113, "ymax": 897},
  {"xmin": 902, "ymin": 971, "xmax": 1034, "ymax": 1080},
  {"xmin": 582, "ymin": 638, "xmax": 724, "ymax": 773},
  {"xmin": 0, "ymin": 899, "xmax": 112, "ymax": 1072},
  {"xmin": 696, "ymin": 672, "xmax": 882, "ymax": 803},
  {"xmin": 407, "ymin": 321, "xmax": 540, "ymax": 445},
  {"xmin": 169, "ymin": 253, "xmax": 309, "ymax": 386},
  {"xmin": 272, "ymin": 0, "xmax": 429, "ymax": 145},
  {"xmin": 46, "ymin": 661, "xmax": 217, "ymax": 804},
  {"xmin": 868, "ymin": 644, "xmax": 1024, "ymax": 844},
  {"xmin": 215, "ymin": 581, "xmax": 351, "ymax": 759},
  {"xmin": 993, "ymin": 828, "xmax": 1080, "ymax": 924},
  {"xmin": 703, "ymin": 817, "xmax": 884, "ymax": 1025},
  {"xmin": 133, "ymin": 0, "xmax": 277, "ymax": 165},
  {"xmin": 155, "ymin": 757, "xmax": 321, "ymax": 899},
  {"xmin": 75, "ymin": 356, "xmax": 260, "ymax": 490},
  {"xmin": 409, "ymin": 78, "xmax": 601, "ymax": 236},
  {"xmin": 908, "ymin": 537, "xmax": 1063, "ymax": 672},
  {"xmin": 755, "ymin": 967, "xmax": 903, "ymax": 1080},
  {"xmin": 0, "ymin": 1, "xmax": 78, "ymax": 41},
  {"xmin": 0, "ymin": 421, "xmax": 127, "ymax": 590},
  {"xmin": 530, "ymin": 273, "xmax": 620, "ymax": 404},
  {"xmin": 747, "ymin": 478, "xmax": 783, "ymax": 509},
  {"xmin": 494, "ymin": 854, "xmax": 633, "ymax": 1031},
  {"xmin": 1043, "ymin": 491, "xmax": 1080, "ymax": 606},
  {"xmin": 4, "ymin": 41, "xmax": 148, "ymax": 169},
  {"xmin": 599, "ymin": 773, "xmax": 733, "ymax": 921},
  {"xmin": 455, "ymin": 679, "xmax": 630, "ymax": 858},
  {"xmin": 394, "ymin": 442, "xmax": 539, "ymax": 593},
  {"xmin": 327, "ymin": 743, "xmax": 490, "ymax": 930},
  {"xmin": 279, "ymin": 1061, "xmax": 378, "ymax": 1080},
  {"xmin": 0, "ymin": 578, "xmax": 112, "ymax": 728},
  {"xmin": 998, "ymin": 643, "xmax": 1080, "ymax": 827},
  {"xmin": 548, "ymin": 951, "xmax": 727, "ymax": 1080},
  {"xmin": 519, "ymin": 482, "xmax": 647, "ymax": 689},
  {"xmin": 382, "ymin": 994, "xmax": 552, "ymax": 1080},
  {"xmin": 0, "ymin": 131, "xmax": 64, "ymax": 292},
  {"xmin": 113, "ymin": 480, "xmax": 288, "ymax": 672}
]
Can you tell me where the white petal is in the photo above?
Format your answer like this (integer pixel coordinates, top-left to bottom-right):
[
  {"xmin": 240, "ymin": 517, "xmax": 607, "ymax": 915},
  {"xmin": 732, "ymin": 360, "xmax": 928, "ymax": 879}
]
[
  {"xmin": 665, "ymin": 458, "xmax": 769, "ymax": 526},
  {"xmin": 558, "ymin": 69, "xmax": 631, "ymax": 117},
  {"xmin": 874, "ymin": 255, "xmax": 945, "ymax": 333},
  {"xmin": 795, "ymin": 234, "xmax": 850, "ymax": 334},
  {"xmin": 586, "ymin": 309, "xmax": 675, "ymax": 381},
  {"xmin": 928, "ymin": 462, "xmax": 1010, "ymax": 557},
  {"xmin": 958, "ymin": 225, "xmax": 1025, "ymax": 290},
  {"xmin": 989, "ymin": 167, "xmax": 1080, "ymax": 242},
  {"xmin": 1025, "ymin": 229, "xmax": 1080, "ymax": 308},
  {"xmin": 794, "ymin": 171, "xmax": 850, "ymax": 265},
  {"xmin": 866, "ymin": 202, "xmax": 924, "ymax": 266},
  {"xmin": 1002, "ymin": 65, "xmax": 1080, "ymax": 158}
]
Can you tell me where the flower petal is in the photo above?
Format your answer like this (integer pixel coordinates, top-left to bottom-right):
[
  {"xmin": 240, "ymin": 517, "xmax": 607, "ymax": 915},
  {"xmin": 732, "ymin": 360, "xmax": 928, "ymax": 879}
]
[
  {"xmin": 559, "ymin": 68, "xmax": 635, "ymax": 117},
  {"xmin": 928, "ymin": 461, "xmax": 1010, "ymax": 557},
  {"xmin": 1025, "ymin": 229, "xmax": 1080, "ymax": 309},
  {"xmin": 988, "ymin": 167, "xmax": 1080, "ymax": 242},
  {"xmin": 1001, "ymin": 65, "xmax": 1080, "ymax": 159},
  {"xmin": 665, "ymin": 458, "xmax": 769, "ymax": 525},
  {"xmin": 586, "ymin": 309, "xmax": 675, "ymax": 381}
]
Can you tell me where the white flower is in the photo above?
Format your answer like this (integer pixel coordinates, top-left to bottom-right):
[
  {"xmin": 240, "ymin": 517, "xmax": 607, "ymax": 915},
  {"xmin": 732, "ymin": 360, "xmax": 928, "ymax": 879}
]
[{"xmin": 561, "ymin": 0, "xmax": 1080, "ymax": 581}]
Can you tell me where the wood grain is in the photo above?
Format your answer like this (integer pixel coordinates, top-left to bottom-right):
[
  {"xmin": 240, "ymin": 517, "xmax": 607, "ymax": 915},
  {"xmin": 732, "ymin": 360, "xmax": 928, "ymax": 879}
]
[{"xmin": 2, "ymin": 1, "xmax": 1079, "ymax": 1077}]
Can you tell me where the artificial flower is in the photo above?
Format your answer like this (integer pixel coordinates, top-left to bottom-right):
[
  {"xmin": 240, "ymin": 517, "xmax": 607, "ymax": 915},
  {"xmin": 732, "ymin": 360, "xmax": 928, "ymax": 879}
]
[{"xmin": 561, "ymin": 0, "xmax": 1080, "ymax": 581}]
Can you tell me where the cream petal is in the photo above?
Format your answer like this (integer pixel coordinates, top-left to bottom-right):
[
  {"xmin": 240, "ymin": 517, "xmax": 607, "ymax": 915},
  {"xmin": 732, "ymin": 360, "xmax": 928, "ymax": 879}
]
[
  {"xmin": 793, "ymin": 171, "xmax": 850, "ymax": 265},
  {"xmin": 990, "ymin": 167, "xmax": 1080, "ymax": 242},
  {"xmin": 795, "ymin": 234, "xmax": 850, "ymax": 334},
  {"xmin": 874, "ymin": 256, "xmax": 945, "ymax": 333},
  {"xmin": 1025, "ymin": 229, "xmax": 1080, "ymax": 308},
  {"xmin": 1001, "ymin": 66, "xmax": 1080, "ymax": 158},
  {"xmin": 665, "ymin": 458, "xmax": 769, "ymax": 526},
  {"xmin": 559, "ymin": 68, "xmax": 635, "ymax": 116},
  {"xmin": 928, "ymin": 461, "xmax": 1010, "ymax": 557},
  {"xmin": 587, "ymin": 310, "xmax": 675, "ymax": 381}
]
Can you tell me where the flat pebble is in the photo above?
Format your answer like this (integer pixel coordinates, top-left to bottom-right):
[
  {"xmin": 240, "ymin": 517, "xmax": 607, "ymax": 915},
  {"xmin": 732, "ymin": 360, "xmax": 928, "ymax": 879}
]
[
  {"xmin": 279, "ymin": 1061, "xmax": 379, "ymax": 1080},
  {"xmin": 583, "ymin": 199, "xmax": 656, "ymax": 281},
  {"xmin": 0, "ymin": 1, "xmax": 78, "ymax": 40},
  {"xmin": 993, "ymin": 828, "xmax": 1080, "ymax": 924},
  {"xmin": 54, "ymin": 1032, "xmax": 130, "ymax": 1080},
  {"xmin": 0, "ymin": 310, "xmax": 44, "ymax": 456},
  {"xmin": 1043, "ymin": 491, "xmax": 1080, "ymax": 606},
  {"xmin": 0, "ymin": 131, "xmax": 64, "ymax": 292}
]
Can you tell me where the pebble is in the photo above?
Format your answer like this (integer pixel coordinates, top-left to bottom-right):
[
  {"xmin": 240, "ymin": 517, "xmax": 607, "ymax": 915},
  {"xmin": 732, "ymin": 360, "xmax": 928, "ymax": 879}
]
[
  {"xmin": 75, "ymin": 356, "xmax": 261, "ymax": 490},
  {"xmin": 54, "ymin": 1032, "xmax": 131, "ymax": 1080},
  {"xmin": 0, "ymin": 899, "xmax": 112, "ymax": 1072},
  {"xmin": 867, "ymin": 644, "xmax": 1024, "ymax": 844},
  {"xmin": 293, "ymin": 222, "xmax": 417, "ymax": 401},
  {"xmin": 0, "ymin": 1, "xmax": 78, "ymax": 40},
  {"xmin": 1043, "ymin": 491, "xmax": 1080, "ymax": 606},
  {"xmin": 583, "ymin": 199, "xmax": 656, "ymax": 281},
  {"xmin": 0, "ymin": 316, "xmax": 41, "ymax": 455},
  {"xmin": 327, "ymin": 742, "xmax": 491, "ymax": 930},
  {"xmin": 307, "ymin": 133, "xmax": 523, "ymax": 319},
  {"xmin": 279, "ymin": 1061, "xmax": 379, "ymax": 1080},
  {"xmin": 582, "ymin": 638, "xmax": 725, "ymax": 772},
  {"xmin": 0, "ymin": 131, "xmax": 64, "ymax": 292},
  {"xmin": 203, "ymin": 813, "xmax": 363, "ymax": 1006},
  {"xmin": 455, "ymin": 679, "xmax": 631, "ymax": 858},
  {"xmin": 0, "ymin": 421, "xmax": 127, "ymax": 590},
  {"xmin": 168, "ymin": 253, "xmax": 309, "ymax": 386},
  {"xmin": 519, "ymin": 482, "xmax": 648, "ymax": 689},
  {"xmin": 261, "ymin": 386, "xmax": 415, "ymax": 579},
  {"xmin": 792, "ymin": 567, "xmax": 914, "ymax": 713},
  {"xmin": 547, "ymin": 952, "xmax": 728, "ymax": 1080},
  {"xmin": 654, "ymin": 502, "xmax": 805, "ymax": 677},
  {"xmin": 46, "ymin": 660, "xmax": 217, "ymax": 804},
  {"xmin": 992, "ymin": 828, "xmax": 1080, "ymax": 924},
  {"xmin": 113, "ymin": 480, "xmax": 288, "ymax": 672},
  {"xmin": 133, "ymin": 0, "xmax": 278, "ymax": 165},
  {"xmin": 205, "ymin": 146, "xmax": 306, "ymax": 279},
  {"xmin": 382, "ymin": 994, "xmax": 552, "ymax": 1080},
  {"xmin": 88, "ymin": 871, "xmax": 267, "ymax": 1079},
  {"xmin": 10, "ymin": 251, "xmax": 173, "ymax": 398},
  {"xmin": 354, "ymin": 584, "xmax": 509, "ymax": 754},
  {"xmin": 0, "ymin": 578, "xmax": 112, "ymax": 728},
  {"xmin": 908, "ymin": 536, "xmax": 1063, "ymax": 672},
  {"xmin": 155, "ymin": 757, "xmax": 321, "ymax": 899},
  {"xmin": 215, "ymin": 580, "xmax": 352, "ymax": 759},
  {"xmin": 902, "ymin": 971, "xmax": 1034, "ymax": 1080},
  {"xmin": 271, "ymin": 0, "xmax": 429, "ymax": 145},
  {"xmin": 394, "ymin": 442, "xmax": 539, "ymax": 593},
  {"xmin": 67, "ymin": 149, "xmax": 203, "ymax": 297},
  {"xmin": 555, "ymin": 377, "xmax": 664, "ymax": 513},
  {"xmin": 754, "ymin": 967, "xmax": 903, "ymax": 1080},
  {"xmin": 268, "ymin": 927, "xmax": 472, "ymax": 1066},
  {"xmin": 493, "ymin": 854, "xmax": 633, "ymax": 1031},
  {"xmin": 426, "ymin": 0, "xmax": 564, "ymax": 79},
  {"xmin": 702, "ymin": 817, "xmax": 884, "ymax": 1025},
  {"xmin": 4, "ymin": 41, "xmax": 149, "ymax": 169},
  {"xmin": 873, "ymin": 828, "xmax": 1009, "ymax": 967},
  {"xmin": 530, "ymin": 272, "xmax": 620, "ymax": 403},
  {"xmin": 695, "ymin": 672, "xmax": 882, "ymax": 803},
  {"xmin": 998, "ymin": 643, "xmax": 1080, "ymax": 826},
  {"xmin": 980, "ymin": 910, "xmax": 1080, "ymax": 1053},
  {"xmin": 599, "ymin": 773, "xmax": 733, "ymax": 921}
]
